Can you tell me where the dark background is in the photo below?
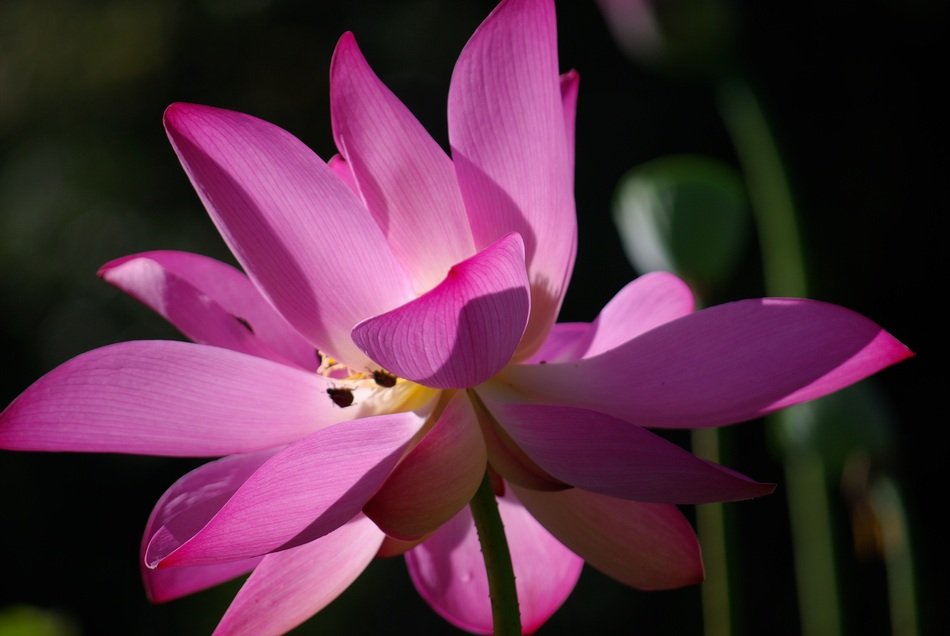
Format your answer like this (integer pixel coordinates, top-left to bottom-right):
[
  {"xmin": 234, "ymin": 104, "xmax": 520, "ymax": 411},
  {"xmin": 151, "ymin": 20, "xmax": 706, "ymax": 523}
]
[{"xmin": 0, "ymin": 0, "xmax": 943, "ymax": 633}]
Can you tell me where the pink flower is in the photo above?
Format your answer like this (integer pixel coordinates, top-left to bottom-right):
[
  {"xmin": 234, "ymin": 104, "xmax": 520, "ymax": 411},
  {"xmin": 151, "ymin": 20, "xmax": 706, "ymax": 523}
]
[{"xmin": 0, "ymin": 0, "xmax": 910, "ymax": 634}]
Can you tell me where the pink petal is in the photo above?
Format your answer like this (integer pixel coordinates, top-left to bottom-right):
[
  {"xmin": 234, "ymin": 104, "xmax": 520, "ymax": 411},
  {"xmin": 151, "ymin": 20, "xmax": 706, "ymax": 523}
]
[
  {"xmin": 327, "ymin": 153, "xmax": 360, "ymax": 195},
  {"xmin": 100, "ymin": 251, "xmax": 316, "ymax": 370},
  {"xmin": 364, "ymin": 392, "xmax": 486, "ymax": 540},
  {"xmin": 513, "ymin": 485, "xmax": 703, "ymax": 590},
  {"xmin": 146, "ymin": 411, "xmax": 423, "ymax": 568},
  {"xmin": 331, "ymin": 33, "xmax": 475, "ymax": 292},
  {"xmin": 405, "ymin": 489, "xmax": 582, "ymax": 634},
  {"xmin": 142, "ymin": 453, "xmax": 273, "ymax": 602},
  {"xmin": 522, "ymin": 323, "xmax": 590, "ymax": 365},
  {"xmin": 213, "ymin": 514, "xmax": 384, "ymax": 636},
  {"xmin": 502, "ymin": 298, "xmax": 913, "ymax": 428},
  {"xmin": 0, "ymin": 340, "xmax": 342, "ymax": 456},
  {"xmin": 521, "ymin": 272, "xmax": 695, "ymax": 365},
  {"xmin": 487, "ymin": 402, "xmax": 773, "ymax": 503},
  {"xmin": 449, "ymin": 0, "xmax": 577, "ymax": 359},
  {"xmin": 560, "ymin": 70, "xmax": 579, "ymax": 172},
  {"xmin": 351, "ymin": 233, "xmax": 530, "ymax": 389},
  {"xmin": 164, "ymin": 103, "xmax": 415, "ymax": 367},
  {"xmin": 581, "ymin": 271, "xmax": 695, "ymax": 358}
]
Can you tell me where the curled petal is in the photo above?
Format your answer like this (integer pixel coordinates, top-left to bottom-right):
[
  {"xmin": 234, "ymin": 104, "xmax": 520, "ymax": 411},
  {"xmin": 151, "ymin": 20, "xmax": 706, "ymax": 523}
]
[
  {"xmin": 331, "ymin": 33, "xmax": 475, "ymax": 292},
  {"xmin": 560, "ymin": 70, "xmax": 579, "ymax": 173},
  {"xmin": 405, "ymin": 489, "xmax": 582, "ymax": 634},
  {"xmin": 212, "ymin": 515, "xmax": 384, "ymax": 636},
  {"xmin": 164, "ymin": 102, "xmax": 414, "ymax": 367},
  {"xmin": 364, "ymin": 392, "xmax": 486, "ymax": 540},
  {"xmin": 488, "ymin": 402, "xmax": 773, "ymax": 503},
  {"xmin": 146, "ymin": 412, "xmax": 424, "ymax": 568},
  {"xmin": 0, "ymin": 341, "xmax": 339, "ymax": 456},
  {"xmin": 142, "ymin": 452, "xmax": 273, "ymax": 602},
  {"xmin": 502, "ymin": 298, "xmax": 912, "ymax": 428},
  {"xmin": 352, "ymin": 233, "xmax": 529, "ymax": 389},
  {"xmin": 327, "ymin": 154, "xmax": 360, "ymax": 195},
  {"xmin": 514, "ymin": 485, "xmax": 703, "ymax": 590},
  {"xmin": 100, "ymin": 251, "xmax": 316, "ymax": 370},
  {"xmin": 449, "ymin": 0, "xmax": 576, "ymax": 359}
]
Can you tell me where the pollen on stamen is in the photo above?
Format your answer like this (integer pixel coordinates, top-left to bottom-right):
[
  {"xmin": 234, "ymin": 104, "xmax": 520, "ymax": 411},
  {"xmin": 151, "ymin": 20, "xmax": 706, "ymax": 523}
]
[
  {"xmin": 327, "ymin": 386, "xmax": 355, "ymax": 408},
  {"xmin": 372, "ymin": 369, "xmax": 398, "ymax": 388}
]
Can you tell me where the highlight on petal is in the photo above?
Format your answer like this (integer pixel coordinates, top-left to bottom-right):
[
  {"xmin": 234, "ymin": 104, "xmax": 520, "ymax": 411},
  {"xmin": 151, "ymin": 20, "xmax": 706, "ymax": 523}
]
[
  {"xmin": 514, "ymin": 485, "xmax": 703, "ymax": 590},
  {"xmin": 0, "ymin": 341, "xmax": 342, "ymax": 456},
  {"xmin": 502, "ymin": 298, "xmax": 913, "ymax": 428},
  {"xmin": 406, "ymin": 489, "xmax": 583, "ymax": 634},
  {"xmin": 331, "ymin": 32, "xmax": 475, "ymax": 292},
  {"xmin": 488, "ymin": 402, "xmax": 773, "ymax": 503},
  {"xmin": 99, "ymin": 251, "xmax": 316, "ymax": 370},
  {"xmin": 213, "ymin": 514, "xmax": 384, "ymax": 636},
  {"xmin": 449, "ymin": 0, "xmax": 577, "ymax": 359},
  {"xmin": 364, "ymin": 392, "xmax": 486, "ymax": 540},
  {"xmin": 164, "ymin": 102, "xmax": 415, "ymax": 367},
  {"xmin": 142, "ymin": 452, "xmax": 273, "ymax": 602},
  {"xmin": 145, "ymin": 411, "xmax": 424, "ymax": 568},
  {"xmin": 352, "ymin": 233, "xmax": 530, "ymax": 389}
]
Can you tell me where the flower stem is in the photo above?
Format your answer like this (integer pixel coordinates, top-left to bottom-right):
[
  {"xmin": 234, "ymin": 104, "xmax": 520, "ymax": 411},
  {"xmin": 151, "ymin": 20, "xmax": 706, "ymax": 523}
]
[{"xmin": 469, "ymin": 470, "xmax": 521, "ymax": 636}]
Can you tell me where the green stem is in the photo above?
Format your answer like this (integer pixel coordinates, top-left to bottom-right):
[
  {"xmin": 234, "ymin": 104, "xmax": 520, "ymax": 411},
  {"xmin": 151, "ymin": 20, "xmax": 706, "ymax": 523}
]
[
  {"xmin": 692, "ymin": 428, "xmax": 732, "ymax": 636},
  {"xmin": 784, "ymin": 448, "xmax": 842, "ymax": 635},
  {"xmin": 871, "ymin": 477, "xmax": 920, "ymax": 636},
  {"xmin": 718, "ymin": 79, "xmax": 807, "ymax": 298},
  {"xmin": 719, "ymin": 78, "xmax": 843, "ymax": 635},
  {"xmin": 469, "ymin": 470, "xmax": 521, "ymax": 636}
]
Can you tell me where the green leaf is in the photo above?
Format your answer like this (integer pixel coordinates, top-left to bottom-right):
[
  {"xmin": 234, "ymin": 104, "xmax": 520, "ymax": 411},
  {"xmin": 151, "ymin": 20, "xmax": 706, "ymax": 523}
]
[{"xmin": 613, "ymin": 154, "xmax": 749, "ymax": 293}]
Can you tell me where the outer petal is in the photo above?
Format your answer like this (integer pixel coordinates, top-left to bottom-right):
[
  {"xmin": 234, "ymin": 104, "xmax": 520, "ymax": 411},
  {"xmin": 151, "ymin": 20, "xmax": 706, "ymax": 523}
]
[
  {"xmin": 145, "ymin": 411, "xmax": 424, "ymax": 568},
  {"xmin": 364, "ymin": 392, "xmax": 486, "ymax": 540},
  {"xmin": 514, "ymin": 486, "xmax": 703, "ymax": 590},
  {"xmin": 449, "ymin": 0, "xmax": 577, "ymax": 358},
  {"xmin": 100, "ymin": 251, "xmax": 316, "ymax": 370},
  {"xmin": 488, "ymin": 402, "xmax": 772, "ymax": 503},
  {"xmin": 213, "ymin": 514, "xmax": 384, "ymax": 636},
  {"xmin": 331, "ymin": 33, "xmax": 475, "ymax": 292},
  {"xmin": 142, "ymin": 453, "xmax": 273, "ymax": 602},
  {"xmin": 406, "ymin": 489, "xmax": 582, "ymax": 634},
  {"xmin": 501, "ymin": 298, "xmax": 913, "ymax": 428},
  {"xmin": 164, "ymin": 103, "xmax": 414, "ymax": 367},
  {"xmin": 0, "ymin": 341, "xmax": 342, "ymax": 456},
  {"xmin": 352, "ymin": 233, "xmax": 530, "ymax": 389}
]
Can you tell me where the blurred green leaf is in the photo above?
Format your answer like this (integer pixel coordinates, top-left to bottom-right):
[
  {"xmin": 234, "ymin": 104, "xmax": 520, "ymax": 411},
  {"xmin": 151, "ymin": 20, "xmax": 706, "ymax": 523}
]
[
  {"xmin": 0, "ymin": 606, "xmax": 78, "ymax": 636},
  {"xmin": 612, "ymin": 154, "xmax": 749, "ymax": 292}
]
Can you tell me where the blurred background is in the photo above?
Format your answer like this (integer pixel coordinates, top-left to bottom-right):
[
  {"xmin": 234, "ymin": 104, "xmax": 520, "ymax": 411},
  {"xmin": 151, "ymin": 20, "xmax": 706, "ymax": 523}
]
[{"xmin": 0, "ymin": 0, "xmax": 942, "ymax": 633}]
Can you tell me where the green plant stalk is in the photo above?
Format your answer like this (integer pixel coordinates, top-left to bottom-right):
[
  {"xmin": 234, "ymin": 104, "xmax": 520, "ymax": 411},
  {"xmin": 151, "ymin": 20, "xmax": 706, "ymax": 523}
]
[
  {"xmin": 470, "ymin": 470, "xmax": 521, "ymax": 636},
  {"xmin": 719, "ymin": 78, "xmax": 842, "ymax": 636},
  {"xmin": 692, "ymin": 427, "xmax": 732, "ymax": 636},
  {"xmin": 871, "ymin": 476, "xmax": 920, "ymax": 636}
]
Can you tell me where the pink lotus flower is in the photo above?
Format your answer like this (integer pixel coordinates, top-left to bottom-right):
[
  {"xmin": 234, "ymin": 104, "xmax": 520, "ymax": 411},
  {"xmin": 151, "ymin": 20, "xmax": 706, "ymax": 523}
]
[{"xmin": 0, "ymin": 0, "xmax": 910, "ymax": 633}]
